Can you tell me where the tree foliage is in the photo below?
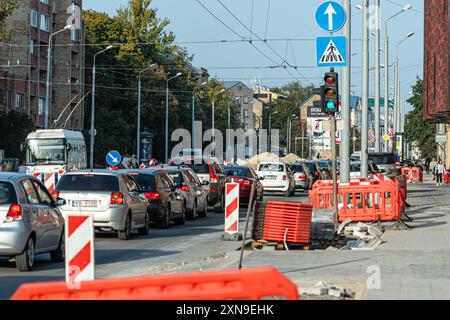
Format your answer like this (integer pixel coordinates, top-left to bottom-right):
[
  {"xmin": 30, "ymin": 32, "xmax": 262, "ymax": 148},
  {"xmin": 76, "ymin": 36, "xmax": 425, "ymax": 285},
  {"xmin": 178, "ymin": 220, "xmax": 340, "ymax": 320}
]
[
  {"xmin": 84, "ymin": 1, "xmax": 235, "ymax": 164},
  {"xmin": 404, "ymin": 78, "xmax": 436, "ymax": 159},
  {"xmin": 0, "ymin": 0, "xmax": 16, "ymax": 42}
]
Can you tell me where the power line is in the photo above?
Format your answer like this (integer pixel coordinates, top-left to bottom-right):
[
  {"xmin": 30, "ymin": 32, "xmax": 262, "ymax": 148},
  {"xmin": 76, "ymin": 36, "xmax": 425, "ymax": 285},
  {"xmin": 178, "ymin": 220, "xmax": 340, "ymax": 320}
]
[{"xmin": 264, "ymin": 0, "xmax": 271, "ymax": 40}]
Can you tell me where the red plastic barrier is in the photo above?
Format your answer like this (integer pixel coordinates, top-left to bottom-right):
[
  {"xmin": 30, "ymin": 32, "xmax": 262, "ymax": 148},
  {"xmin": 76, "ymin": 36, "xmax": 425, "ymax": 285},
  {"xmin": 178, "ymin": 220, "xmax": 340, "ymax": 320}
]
[
  {"xmin": 444, "ymin": 173, "xmax": 450, "ymax": 184},
  {"xmin": 11, "ymin": 267, "xmax": 298, "ymax": 300},
  {"xmin": 262, "ymin": 201, "xmax": 312, "ymax": 244},
  {"xmin": 309, "ymin": 178, "xmax": 403, "ymax": 223},
  {"xmin": 402, "ymin": 167, "xmax": 423, "ymax": 183}
]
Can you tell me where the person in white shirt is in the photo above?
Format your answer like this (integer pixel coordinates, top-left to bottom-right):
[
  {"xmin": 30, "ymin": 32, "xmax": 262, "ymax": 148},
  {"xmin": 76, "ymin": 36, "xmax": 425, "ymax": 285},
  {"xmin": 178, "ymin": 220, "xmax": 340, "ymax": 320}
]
[{"xmin": 434, "ymin": 160, "xmax": 447, "ymax": 187}]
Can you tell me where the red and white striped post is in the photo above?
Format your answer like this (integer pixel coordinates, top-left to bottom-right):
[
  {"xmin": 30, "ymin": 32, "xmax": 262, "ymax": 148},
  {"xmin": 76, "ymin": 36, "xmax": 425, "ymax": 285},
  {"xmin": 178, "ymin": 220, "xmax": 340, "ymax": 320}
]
[
  {"xmin": 65, "ymin": 214, "xmax": 95, "ymax": 289},
  {"xmin": 222, "ymin": 183, "xmax": 242, "ymax": 241}
]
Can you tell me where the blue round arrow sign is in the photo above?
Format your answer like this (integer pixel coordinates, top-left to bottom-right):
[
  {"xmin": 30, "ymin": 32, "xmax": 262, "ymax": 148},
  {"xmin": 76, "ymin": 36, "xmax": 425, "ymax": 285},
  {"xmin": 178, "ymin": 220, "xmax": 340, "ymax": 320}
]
[
  {"xmin": 315, "ymin": 1, "xmax": 347, "ymax": 33},
  {"xmin": 106, "ymin": 150, "xmax": 122, "ymax": 167}
]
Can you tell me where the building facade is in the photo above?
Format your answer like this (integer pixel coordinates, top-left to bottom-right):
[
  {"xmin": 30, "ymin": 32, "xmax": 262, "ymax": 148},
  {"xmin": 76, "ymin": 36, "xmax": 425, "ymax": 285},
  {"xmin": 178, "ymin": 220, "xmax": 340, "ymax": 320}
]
[
  {"xmin": 223, "ymin": 81, "xmax": 254, "ymax": 130},
  {"xmin": 0, "ymin": 0, "xmax": 85, "ymax": 130},
  {"xmin": 253, "ymin": 86, "xmax": 287, "ymax": 129}
]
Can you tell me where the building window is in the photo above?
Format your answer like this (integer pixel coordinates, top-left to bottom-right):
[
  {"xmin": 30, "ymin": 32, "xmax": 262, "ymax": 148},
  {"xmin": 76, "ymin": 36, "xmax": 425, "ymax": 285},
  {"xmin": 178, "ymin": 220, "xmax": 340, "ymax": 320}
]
[
  {"xmin": 52, "ymin": 1, "xmax": 57, "ymax": 13},
  {"xmin": 243, "ymin": 109, "xmax": 249, "ymax": 119},
  {"xmin": 30, "ymin": 10, "xmax": 38, "ymax": 27},
  {"xmin": 38, "ymin": 97, "xmax": 46, "ymax": 115},
  {"xmin": 30, "ymin": 39, "xmax": 37, "ymax": 55},
  {"xmin": 15, "ymin": 93, "xmax": 25, "ymax": 109},
  {"xmin": 40, "ymin": 14, "xmax": 49, "ymax": 32},
  {"xmin": 40, "ymin": 0, "xmax": 49, "ymax": 4},
  {"xmin": 243, "ymin": 96, "xmax": 249, "ymax": 104},
  {"xmin": 71, "ymin": 27, "xmax": 77, "ymax": 42}
]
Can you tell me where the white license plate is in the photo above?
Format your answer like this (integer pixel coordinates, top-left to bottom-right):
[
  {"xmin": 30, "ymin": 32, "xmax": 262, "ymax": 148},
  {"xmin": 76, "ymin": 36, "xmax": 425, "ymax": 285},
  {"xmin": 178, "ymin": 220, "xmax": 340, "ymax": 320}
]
[
  {"xmin": 71, "ymin": 200, "xmax": 99, "ymax": 208},
  {"xmin": 265, "ymin": 175, "xmax": 277, "ymax": 180}
]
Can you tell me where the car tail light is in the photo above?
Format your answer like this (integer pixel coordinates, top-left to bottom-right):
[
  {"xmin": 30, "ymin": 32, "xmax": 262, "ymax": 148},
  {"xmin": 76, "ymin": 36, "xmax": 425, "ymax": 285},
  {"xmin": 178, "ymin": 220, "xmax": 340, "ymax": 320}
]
[
  {"xmin": 110, "ymin": 192, "xmax": 124, "ymax": 205},
  {"xmin": 208, "ymin": 165, "xmax": 219, "ymax": 183},
  {"xmin": 283, "ymin": 175, "xmax": 287, "ymax": 181},
  {"xmin": 144, "ymin": 192, "xmax": 161, "ymax": 200},
  {"xmin": 243, "ymin": 179, "xmax": 251, "ymax": 186},
  {"xmin": 178, "ymin": 185, "xmax": 189, "ymax": 192},
  {"xmin": 4, "ymin": 204, "xmax": 22, "ymax": 222},
  {"xmin": 51, "ymin": 190, "xmax": 59, "ymax": 201},
  {"xmin": 298, "ymin": 174, "xmax": 307, "ymax": 180}
]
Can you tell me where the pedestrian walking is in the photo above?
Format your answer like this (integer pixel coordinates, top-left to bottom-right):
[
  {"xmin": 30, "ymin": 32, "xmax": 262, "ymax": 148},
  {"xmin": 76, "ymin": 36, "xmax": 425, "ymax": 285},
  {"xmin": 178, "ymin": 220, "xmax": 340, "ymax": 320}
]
[{"xmin": 434, "ymin": 160, "xmax": 446, "ymax": 187}]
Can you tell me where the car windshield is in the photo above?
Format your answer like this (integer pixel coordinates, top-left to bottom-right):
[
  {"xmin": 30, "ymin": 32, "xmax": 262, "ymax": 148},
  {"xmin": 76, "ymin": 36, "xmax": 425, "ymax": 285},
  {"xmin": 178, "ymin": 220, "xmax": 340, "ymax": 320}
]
[
  {"xmin": 289, "ymin": 164, "xmax": 305, "ymax": 173},
  {"xmin": 26, "ymin": 139, "xmax": 66, "ymax": 165},
  {"xmin": 305, "ymin": 162, "xmax": 317, "ymax": 172},
  {"xmin": 185, "ymin": 164, "xmax": 210, "ymax": 174},
  {"xmin": 318, "ymin": 162, "xmax": 330, "ymax": 169},
  {"xmin": 258, "ymin": 163, "xmax": 284, "ymax": 172},
  {"xmin": 0, "ymin": 181, "xmax": 17, "ymax": 205},
  {"xmin": 369, "ymin": 154, "xmax": 396, "ymax": 165},
  {"xmin": 166, "ymin": 172, "xmax": 184, "ymax": 184},
  {"xmin": 57, "ymin": 174, "xmax": 119, "ymax": 192},
  {"xmin": 133, "ymin": 174, "xmax": 156, "ymax": 192},
  {"xmin": 225, "ymin": 167, "xmax": 248, "ymax": 177}
]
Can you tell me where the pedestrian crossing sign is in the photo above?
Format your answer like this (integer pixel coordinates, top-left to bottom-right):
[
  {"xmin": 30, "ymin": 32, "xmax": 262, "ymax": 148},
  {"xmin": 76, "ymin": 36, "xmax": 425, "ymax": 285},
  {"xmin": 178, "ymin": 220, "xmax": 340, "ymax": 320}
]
[{"xmin": 316, "ymin": 36, "xmax": 347, "ymax": 68}]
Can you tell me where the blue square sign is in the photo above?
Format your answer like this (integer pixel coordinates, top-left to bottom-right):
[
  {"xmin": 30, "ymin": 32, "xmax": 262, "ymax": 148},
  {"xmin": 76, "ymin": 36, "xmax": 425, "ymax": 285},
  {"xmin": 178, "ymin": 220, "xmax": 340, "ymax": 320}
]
[{"xmin": 316, "ymin": 36, "xmax": 347, "ymax": 68}]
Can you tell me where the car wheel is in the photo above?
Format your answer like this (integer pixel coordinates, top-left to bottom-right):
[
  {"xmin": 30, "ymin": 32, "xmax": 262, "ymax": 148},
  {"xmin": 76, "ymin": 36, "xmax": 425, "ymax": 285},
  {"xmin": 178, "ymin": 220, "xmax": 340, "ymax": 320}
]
[
  {"xmin": 158, "ymin": 205, "xmax": 170, "ymax": 229},
  {"xmin": 50, "ymin": 232, "xmax": 65, "ymax": 263},
  {"xmin": 199, "ymin": 201, "xmax": 208, "ymax": 218},
  {"xmin": 16, "ymin": 237, "xmax": 35, "ymax": 272},
  {"xmin": 174, "ymin": 205, "xmax": 186, "ymax": 225},
  {"xmin": 137, "ymin": 210, "xmax": 151, "ymax": 236},
  {"xmin": 186, "ymin": 201, "xmax": 196, "ymax": 221},
  {"xmin": 290, "ymin": 188, "xmax": 296, "ymax": 196},
  {"xmin": 118, "ymin": 213, "xmax": 132, "ymax": 240},
  {"xmin": 214, "ymin": 195, "xmax": 225, "ymax": 213}
]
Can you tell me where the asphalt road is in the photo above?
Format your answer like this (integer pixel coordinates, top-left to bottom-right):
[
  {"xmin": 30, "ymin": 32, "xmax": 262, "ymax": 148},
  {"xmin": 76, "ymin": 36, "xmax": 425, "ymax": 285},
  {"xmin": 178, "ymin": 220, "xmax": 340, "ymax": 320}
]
[{"xmin": 0, "ymin": 190, "xmax": 309, "ymax": 300}]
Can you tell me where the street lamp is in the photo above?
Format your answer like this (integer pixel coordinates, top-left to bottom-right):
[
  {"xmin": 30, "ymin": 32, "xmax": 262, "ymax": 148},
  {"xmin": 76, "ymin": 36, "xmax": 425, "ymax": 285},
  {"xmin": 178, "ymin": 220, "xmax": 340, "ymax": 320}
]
[
  {"xmin": 393, "ymin": 32, "xmax": 414, "ymax": 136},
  {"xmin": 89, "ymin": 45, "xmax": 114, "ymax": 169},
  {"xmin": 289, "ymin": 117, "xmax": 299, "ymax": 154},
  {"xmin": 383, "ymin": 4, "xmax": 412, "ymax": 151},
  {"xmin": 268, "ymin": 111, "xmax": 278, "ymax": 152},
  {"xmin": 192, "ymin": 81, "xmax": 208, "ymax": 148},
  {"xmin": 165, "ymin": 72, "xmax": 182, "ymax": 163},
  {"xmin": 212, "ymin": 89, "xmax": 226, "ymax": 155},
  {"xmin": 45, "ymin": 25, "xmax": 72, "ymax": 129},
  {"xmin": 286, "ymin": 114, "xmax": 297, "ymax": 154},
  {"xmin": 137, "ymin": 63, "xmax": 158, "ymax": 164}
]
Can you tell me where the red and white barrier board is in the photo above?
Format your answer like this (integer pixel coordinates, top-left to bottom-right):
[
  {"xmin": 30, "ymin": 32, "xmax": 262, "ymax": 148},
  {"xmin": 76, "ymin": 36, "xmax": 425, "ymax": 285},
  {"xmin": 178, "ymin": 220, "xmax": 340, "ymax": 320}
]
[
  {"xmin": 65, "ymin": 214, "xmax": 95, "ymax": 288},
  {"xmin": 225, "ymin": 183, "xmax": 239, "ymax": 235}
]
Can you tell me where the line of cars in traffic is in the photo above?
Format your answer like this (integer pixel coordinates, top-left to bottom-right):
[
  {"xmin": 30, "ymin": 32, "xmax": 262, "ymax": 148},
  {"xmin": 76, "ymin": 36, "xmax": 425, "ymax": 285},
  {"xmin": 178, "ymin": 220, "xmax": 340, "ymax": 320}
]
[{"xmin": 0, "ymin": 155, "xmax": 343, "ymax": 272}]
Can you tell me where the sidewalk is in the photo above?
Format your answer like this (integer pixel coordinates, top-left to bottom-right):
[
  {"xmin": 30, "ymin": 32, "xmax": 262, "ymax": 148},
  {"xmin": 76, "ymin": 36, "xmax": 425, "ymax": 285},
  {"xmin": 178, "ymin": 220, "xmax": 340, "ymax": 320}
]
[{"xmin": 219, "ymin": 175, "xmax": 450, "ymax": 300}]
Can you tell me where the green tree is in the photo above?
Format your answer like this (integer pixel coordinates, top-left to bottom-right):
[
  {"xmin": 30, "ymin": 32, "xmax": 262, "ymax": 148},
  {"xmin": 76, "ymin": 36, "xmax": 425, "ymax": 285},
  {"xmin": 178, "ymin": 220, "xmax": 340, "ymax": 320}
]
[
  {"xmin": 404, "ymin": 78, "xmax": 436, "ymax": 159},
  {"xmin": 0, "ymin": 111, "xmax": 35, "ymax": 160},
  {"xmin": 0, "ymin": 0, "xmax": 16, "ymax": 42}
]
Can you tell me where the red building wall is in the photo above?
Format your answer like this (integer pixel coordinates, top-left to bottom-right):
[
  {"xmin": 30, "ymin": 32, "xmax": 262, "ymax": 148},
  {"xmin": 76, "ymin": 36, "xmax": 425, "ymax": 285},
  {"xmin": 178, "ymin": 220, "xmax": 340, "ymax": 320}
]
[{"xmin": 424, "ymin": 0, "xmax": 450, "ymax": 121}]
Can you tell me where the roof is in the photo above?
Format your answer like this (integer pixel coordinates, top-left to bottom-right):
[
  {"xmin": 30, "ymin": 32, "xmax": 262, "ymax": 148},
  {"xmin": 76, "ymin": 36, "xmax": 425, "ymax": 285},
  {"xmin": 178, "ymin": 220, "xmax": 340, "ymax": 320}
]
[
  {"xmin": 64, "ymin": 170, "xmax": 122, "ymax": 176},
  {"xmin": 27, "ymin": 129, "xmax": 84, "ymax": 140},
  {"xmin": 0, "ymin": 172, "xmax": 28, "ymax": 181},
  {"xmin": 222, "ymin": 81, "xmax": 251, "ymax": 91}
]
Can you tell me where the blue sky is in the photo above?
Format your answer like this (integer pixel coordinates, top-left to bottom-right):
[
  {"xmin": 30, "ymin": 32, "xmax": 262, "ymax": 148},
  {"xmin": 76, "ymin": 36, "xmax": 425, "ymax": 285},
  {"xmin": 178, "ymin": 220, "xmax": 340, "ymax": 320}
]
[{"xmin": 84, "ymin": 0, "xmax": 423, "ymax": 103}]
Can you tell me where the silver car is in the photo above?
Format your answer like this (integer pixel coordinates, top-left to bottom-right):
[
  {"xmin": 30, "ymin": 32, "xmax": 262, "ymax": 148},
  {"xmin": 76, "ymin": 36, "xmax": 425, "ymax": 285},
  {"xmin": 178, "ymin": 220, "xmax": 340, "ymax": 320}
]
[
  {"xmin": 56, "ymin": 170, "xmax": 150, "ymax": 240},
  {"xmin": 0, "ymin": 173, "xmax": 65, "ymax": 271}
]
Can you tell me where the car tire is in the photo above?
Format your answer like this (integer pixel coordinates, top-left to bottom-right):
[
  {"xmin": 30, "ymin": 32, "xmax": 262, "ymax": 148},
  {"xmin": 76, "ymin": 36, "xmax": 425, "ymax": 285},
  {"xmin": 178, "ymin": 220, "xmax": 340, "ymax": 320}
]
[
  {"xmin": 174, "ymin": 205, "xmax": 186, "ymax": 225},
  {"xmin": 158, "ymin": 205, "xmax": 170, "ymax": 229},
  {"xmin": 199, "ymin": 202, "xmax": 208, "ymax": 218},
  {"xmin": 290, "ymin": 188, "xmax": 296, "ymax": 197},
  {"xmin": 137, "ymin": 210, "xmax": 151, "ymax": 236},
  {"xmin": 186, "ymin": 201, "xmax": 196, "ymax": 221},
  {"xmin": 50, "ymin": 232, "xmax": 65, "ymax": 263},
  {"xmin": 16, "ymin": 237, "xmax": 35, "ymax": 272},
  {"xmin": 214, "ymin": 195, "xmax": 225, "ymax": 213},
  {"xmin": 118, "ymin": 213, "xmax": 132, "ymax": 240}
]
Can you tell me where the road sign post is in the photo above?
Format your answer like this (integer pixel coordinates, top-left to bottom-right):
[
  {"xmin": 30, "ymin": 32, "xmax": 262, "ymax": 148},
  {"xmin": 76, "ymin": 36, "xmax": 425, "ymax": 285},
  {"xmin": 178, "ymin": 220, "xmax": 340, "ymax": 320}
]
[
  {"xmin": 316, "ymin": 36, "xmax": 347, "ymax": 68},
  {"xmin": 315, "ymin": 1, "xmax": 347, "ymax": 32},
  {"xmin": 106, "ymin": 150, "xmax": 122, "ymax": 167},
  {"xmin": 222, "ymin": 183, "xmax": 242, "ymax": 242}
]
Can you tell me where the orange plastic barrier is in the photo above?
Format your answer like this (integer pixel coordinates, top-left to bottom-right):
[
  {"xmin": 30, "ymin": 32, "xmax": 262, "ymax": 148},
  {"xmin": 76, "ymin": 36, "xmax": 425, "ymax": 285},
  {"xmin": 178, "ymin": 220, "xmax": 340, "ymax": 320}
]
[
  {"xmin": 263, "ymin": 201, "xmax": 312, "ymax": 245},
  {"xmin": 11, "ymin": 267, "xmax": 298, "ymax": 300},
  {"xmin": 309, "ymin": 177, "xmax": 404, "ymax": 223},
  {"xmin": 402, "ymin": 167, "xmax": 423, "ymax": 183}
]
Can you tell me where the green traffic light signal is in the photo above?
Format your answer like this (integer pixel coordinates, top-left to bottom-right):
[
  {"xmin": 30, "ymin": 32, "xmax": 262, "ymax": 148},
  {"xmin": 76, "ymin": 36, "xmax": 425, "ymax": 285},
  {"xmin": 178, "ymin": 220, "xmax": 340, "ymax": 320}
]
[{"xmin": 326, "ymin": 101, "xmax": 336, "ymax": 110}]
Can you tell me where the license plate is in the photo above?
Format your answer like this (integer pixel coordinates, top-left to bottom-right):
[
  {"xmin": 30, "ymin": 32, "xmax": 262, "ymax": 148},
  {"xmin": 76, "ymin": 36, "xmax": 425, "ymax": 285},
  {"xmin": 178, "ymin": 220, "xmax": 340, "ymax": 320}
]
[
  {"xmin": 265, "ymin": 175, "xmax": 277, "ymax": 180},
  {"xmin": 71, "ymin": 200, "xmax": 98, "ymax": 208}
]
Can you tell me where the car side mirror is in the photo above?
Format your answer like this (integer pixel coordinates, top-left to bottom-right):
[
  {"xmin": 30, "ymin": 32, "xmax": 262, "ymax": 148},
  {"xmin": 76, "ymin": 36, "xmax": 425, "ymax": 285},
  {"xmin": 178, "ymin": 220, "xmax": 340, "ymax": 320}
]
[
  {"xmin": 202, "ymin": 180, "xmax": 210, "ymax": 186},
  {"xmin": 55, "ymin": 198, "xmax": 66, "ymax": 207}
]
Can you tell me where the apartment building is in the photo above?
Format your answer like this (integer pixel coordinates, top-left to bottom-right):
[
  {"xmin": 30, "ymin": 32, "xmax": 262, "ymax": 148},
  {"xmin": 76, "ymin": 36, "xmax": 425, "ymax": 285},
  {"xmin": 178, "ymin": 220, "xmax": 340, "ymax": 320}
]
[
  {"xmin": 223, "ymin": 81, "xmax": 254, "ymax": 130},
  {"xmin": 0, "ymin": 0, "xmax": 85, "ymax": 130},
  {"xmin": 252, "ymin": 86, "xmax": 287, "ymax": 129}
]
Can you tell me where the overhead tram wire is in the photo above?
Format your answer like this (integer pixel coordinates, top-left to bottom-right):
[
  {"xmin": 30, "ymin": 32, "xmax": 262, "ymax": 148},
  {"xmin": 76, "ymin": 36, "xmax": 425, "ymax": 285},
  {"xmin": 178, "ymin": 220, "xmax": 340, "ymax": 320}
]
[
  {"xmin": 264, "ymin": 0, "xmax": 271, "ymax": 40},
  {"xmin": 214, "ymin": 0, "xmax": 311, "ymax": 84}
]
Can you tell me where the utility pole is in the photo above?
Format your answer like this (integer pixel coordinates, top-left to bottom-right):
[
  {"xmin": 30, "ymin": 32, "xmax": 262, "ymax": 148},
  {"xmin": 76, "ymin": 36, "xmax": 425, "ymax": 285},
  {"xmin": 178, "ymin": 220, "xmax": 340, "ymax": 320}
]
[
  {"xmin": 374, "ymin": 0, "xmax": 381, "ymax": 152},
  {"xmin": 340, "ymin": 0, "xmax": 351, "ymax": 182},
  {"xmin": 165, "ymin": 73, "xmax": 182, "ymax": 163},
  {"xmin": 361, "ymin": 0, "xmax": 369, "ymax": 178}
]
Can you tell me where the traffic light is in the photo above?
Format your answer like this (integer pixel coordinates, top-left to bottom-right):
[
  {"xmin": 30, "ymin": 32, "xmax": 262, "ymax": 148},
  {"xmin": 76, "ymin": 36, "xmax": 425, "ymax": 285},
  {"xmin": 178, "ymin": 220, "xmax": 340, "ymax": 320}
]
[{"xmin": 321, "ymin": 72, "xmax": 339, "ymax": 114}]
